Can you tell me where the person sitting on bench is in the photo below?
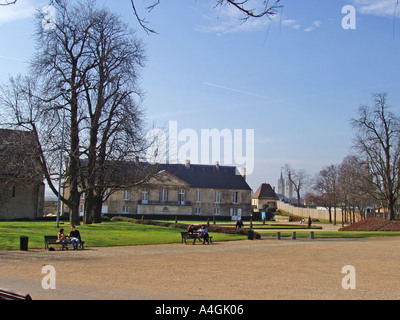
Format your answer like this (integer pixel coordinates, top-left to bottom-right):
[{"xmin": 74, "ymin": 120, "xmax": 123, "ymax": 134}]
[
  {"xmin": 69, "ymin": 225, "xmax": 81, "ymax": 250},
  {"xmin": 187, "ymin": 224, "xmax": 197, "ymax": 239},
  {"xmin": 56, "ymin": 228, "xmax": 68, "ymax": 249},
  {"xmin": 197, "ymin": 225, "xmax": 209, "ymax": 243}
]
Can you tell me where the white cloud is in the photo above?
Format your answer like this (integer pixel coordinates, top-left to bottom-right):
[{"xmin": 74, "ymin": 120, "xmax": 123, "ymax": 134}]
[
  {"xmin": 281, "ymin": 17, "xmax": 322, "ymax": 32},
  {"xmin": 304, "ymin": 20, "xmax": 322, "ymax": 32},
  {"xmin": 0, "ymin": 0, "xmax": 37, "ymax": 25},
  {"xmin": 282, "ymin": 19, "xmax": 297, "ymax": 26},
  {"xmin": 313, "ymin": 20, "xmax": 322, "ymax": 28},
  {"xmin": 350, "ymin": 0, "xmax": 400, "ymax": 18}
]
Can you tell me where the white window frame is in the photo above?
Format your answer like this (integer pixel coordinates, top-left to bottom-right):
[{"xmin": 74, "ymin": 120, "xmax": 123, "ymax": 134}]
[
  {"xmin": 233, "ymin": 191, "xmax": 239, "ymax": 204},
  {"xmin": 196, "ymin": 190, "xmax": 202, "ymax": 203},
  {"xmin": 178, "ymin": 189, "xmax": 185, "ymax": 205},
  {"xmin": 230, "ymin": 208, "xmax": 242, "ymax": 220},
  {"xmin": 195, "ymin": 208, "xmax": 201, "ymax": 215},
  {"xmin": 123, "ymin": 189, "xmax": 130, "ymax": 201},
  {"xmin": 213, "ymin": 208, "xmax": 220, "ymax": 215},
  {"xmin": 160, "ymin": 189, "xmax": 168, "ymax": 202},
  {"xmin": 103, "ymin": 188, "xmax": 109, "ymax": 201},
  {"xmin": 142, "ymin": 189, "xmax": 148, "ymax": 204},
  {"xmin": 215, "ymin": 191, "xmax": 220, "ymax": 203},
  {"xmin": 122, "ymin": 205, "xmax": 130, "ymax": 213}
]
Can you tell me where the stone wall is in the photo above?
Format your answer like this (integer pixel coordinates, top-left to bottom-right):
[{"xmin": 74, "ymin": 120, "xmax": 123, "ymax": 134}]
[
  {"xmin": 277, "ymin": 201, "xmax": 343, "ymax": 222},
  {"xmin": 0, "ymin": 181, "xmax": 44, "ymax": 220}
]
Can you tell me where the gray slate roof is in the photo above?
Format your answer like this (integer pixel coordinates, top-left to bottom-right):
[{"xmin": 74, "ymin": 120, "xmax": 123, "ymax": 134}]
[
  {"xmin": 159, "ymin": 163, "xmax": 251, "ymax": 191},
  {"xmin": 79, "ymin": 159, "xmax": 251, "ymax": 191}
]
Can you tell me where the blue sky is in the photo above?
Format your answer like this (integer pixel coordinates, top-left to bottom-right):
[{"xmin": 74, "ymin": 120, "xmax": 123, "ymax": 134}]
[{"xmin": 0, "ymin": 0, "xmax": 400, "ymax": 194}]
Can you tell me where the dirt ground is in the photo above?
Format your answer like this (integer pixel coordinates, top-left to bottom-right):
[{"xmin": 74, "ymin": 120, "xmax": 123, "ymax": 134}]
[{"xmin": 2, "ymin": 236, "xmax": 400, "ymax": 300}]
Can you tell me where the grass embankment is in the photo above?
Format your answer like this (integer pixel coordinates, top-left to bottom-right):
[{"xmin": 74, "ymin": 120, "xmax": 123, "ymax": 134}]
[
  {"xmin": 258, "ymin": 217, "xmax": 400, "ymax": 238},
  {"xmin": 0, "ymin": 220, "xmax": 246, "ymax": 250},
  {"xmin": 257, "ymin": 230, "xmax": 400, "ymax": 238}
]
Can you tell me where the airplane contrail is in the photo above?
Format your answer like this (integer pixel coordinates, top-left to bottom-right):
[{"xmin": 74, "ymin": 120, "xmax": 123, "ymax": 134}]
[
  {"xmin": 203, "ymin": 81, "xmax": 298, "ymax": 107},
  {"xmin": 0, "ymin": 55, "xmax": 26, "ymax": 62}
]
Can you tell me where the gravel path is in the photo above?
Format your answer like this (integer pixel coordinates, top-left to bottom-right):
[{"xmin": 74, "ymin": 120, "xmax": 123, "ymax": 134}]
[{"xmin": 1, "ymin": 236, "xmax": 400, "ymax": 300}]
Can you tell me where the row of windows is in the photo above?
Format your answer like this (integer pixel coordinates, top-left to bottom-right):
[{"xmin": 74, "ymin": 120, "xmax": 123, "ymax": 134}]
[
  {"xmin": 120, "ymin": 206, "xmax": 241, "ymax": 216},
  {"xmin": 122, "ymin": 189, "xmax": 241, "ymax": 204},
  {"xmin": 79, "ymin": 204, "xmax": 241, "ymax": 217}
]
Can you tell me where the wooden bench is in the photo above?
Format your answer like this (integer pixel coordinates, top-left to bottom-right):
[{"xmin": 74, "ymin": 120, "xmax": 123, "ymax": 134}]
[
  {"xmin": 44, "ymin": 235, "xmax": 85, "ymax": 250},
  {"xmin": 181, "ymin": 232, "xmax": 213, "ymax": 245},
  {"xmin": 0, "ymin": 288, "xmax": 32, "ymax": 300}
]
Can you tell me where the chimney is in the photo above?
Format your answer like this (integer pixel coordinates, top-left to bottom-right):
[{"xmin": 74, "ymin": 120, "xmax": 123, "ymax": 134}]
[
  {"xmin": 134, "ymin": 156, "xmax": 139, "ymax": 164},
  {"xmin": 241, "ymin": 167, "xmax": 246, "ymax": 180},
  {"xmin": 215, "ymin": 161, "xmax": 220, "ymax": 170},
  {"xmin": 185, "ymin": 159, "xmax": 190, "ymax": 168}
]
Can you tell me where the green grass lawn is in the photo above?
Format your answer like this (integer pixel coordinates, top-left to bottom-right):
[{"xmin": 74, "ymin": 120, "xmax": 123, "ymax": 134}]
[
  {"xmin": 3, "ymin": 220, "xmax": 400, "ymax": 251},
  {"xmin": 0, "ymin": 220, "xmax": 247, "ymax": 250}
]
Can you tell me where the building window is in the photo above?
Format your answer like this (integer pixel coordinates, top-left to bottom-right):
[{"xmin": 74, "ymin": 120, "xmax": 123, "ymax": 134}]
[
  {"xmin": 196, "ymin": 190, "xmax": 202, "ymax": 203},
  {"xmin": 123, "ymin": 189, "xmax": 130, "ymax": 201},
  {"xmin": 142, "ymin": 189, "xmax": 148, "ymax": 204},
  {"xmin": 233, "ymin": 191, "xmax": 239, "ymax": 204},
  {"xmin": 79, "ymin": 204, "xmax": 84, "ymax": 216},
  {"xmin": 195, "ymin": 208, "xmax": 201, "ymax": 215},
  {"xmin": 230, "ymin": 208, "xmax": 242, "ymax": 220},
  {"xmin": 214, "ymin": 208, "xmax": 220, "ymax": 215},
  {"xmin": 160, "ymin": 189, "xmax": 168, "ymax": 202},
  {"xmin": 103, "ymin": 188, "xmax": 109, "ymax": 201},
  {"xmin": 215, "ymin": 191, "xmax": 220, "ymax": 203},
  {"xmin": 123, "ymin": 206, "xmax": 130, "ymax": 213},
  {"xmin": 178, "ymin": 189, "xmax": 185, "ymax": 205},
  {"xmin": 11, "ymin": 186, "xmax": 16, "ymax": 198}
]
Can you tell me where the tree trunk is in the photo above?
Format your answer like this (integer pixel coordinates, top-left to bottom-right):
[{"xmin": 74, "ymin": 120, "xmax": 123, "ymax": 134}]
[
  {"xmin": 68, "ymin": 82, "xmax": 81, "ymax": 226},
  {"xmin": 93, "ymin": 194, "xmax": 103, "ymax": 223},
  {"xmin": 83, "ymin": 189, "xmax": 95, "ymax": 224}
]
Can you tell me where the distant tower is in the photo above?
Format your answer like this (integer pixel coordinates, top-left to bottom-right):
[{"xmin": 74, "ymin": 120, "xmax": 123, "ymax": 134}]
[
  {"xmin": 278, "ymin": 171, "xmax": 285, "ymax": 195},
  {"xmin": 285, "ymin": 179, "xmax": 293, "ymax": 202}
]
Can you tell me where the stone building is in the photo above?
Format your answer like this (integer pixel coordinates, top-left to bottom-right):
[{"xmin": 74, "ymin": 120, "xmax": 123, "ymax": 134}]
[
  {"xmin": 81, "ymin": 160, "xmax": 252, "ymax": 220},
  {"xmin": 0, "ymin": 129, "xmax": 44, "ymax": 220},
  {"xmin": 252, "ymin": 183, "xmax": 279, "ymax": 212}
]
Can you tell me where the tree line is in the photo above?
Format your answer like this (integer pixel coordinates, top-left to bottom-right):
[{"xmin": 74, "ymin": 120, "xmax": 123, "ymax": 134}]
[{"xmin": 283, "ymin": 93, "xmax": 400, "ymax": 224}]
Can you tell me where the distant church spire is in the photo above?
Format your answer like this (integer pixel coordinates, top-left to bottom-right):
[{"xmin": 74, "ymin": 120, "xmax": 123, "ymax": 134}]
[{"xmin": 278, "ymin": 170, "xmax": 285, "ymax": 195}]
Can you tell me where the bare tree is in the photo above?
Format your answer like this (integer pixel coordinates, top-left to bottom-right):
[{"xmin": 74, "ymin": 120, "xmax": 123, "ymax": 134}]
[
  {"xmin": 282, "ymin": 164, "xmax": 309, "ymax": 207},
  {"xmin": 351, "ymin": 93, "xmax": 400, "ymax": 221},
  {"xmin": 77, "ymin": 5, "xmax": 148, "ymax": 223},
  {"xmin": 1, "ymin": 1, "xmax": 156, "ymax": 225},
  {"xmin": 338, "ymin": 155, "xmax": 377, "ymax": 224},
  {"xmin": 313, "ymin": 164, "xmax": 340, "ymax": 225}
]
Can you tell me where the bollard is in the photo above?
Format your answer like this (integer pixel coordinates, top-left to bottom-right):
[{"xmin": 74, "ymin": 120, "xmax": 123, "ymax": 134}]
[
  {"xmin": 20, "ymin": 236, "xmax": 29, "ymax": 251},
  {"xmin": 310, "ymin": 231, "xmax": 315, "ymax": 239},
  {"xmin": 292, "ymin": 232, "xmax": 296, "ymax": 240},
  {"xmin": 247, "ymin": 229, "xmax": 255, "ymax": 240},
  {"xmin": 276, "ymin": 232, "xmax": 281, "ymax": 240}
]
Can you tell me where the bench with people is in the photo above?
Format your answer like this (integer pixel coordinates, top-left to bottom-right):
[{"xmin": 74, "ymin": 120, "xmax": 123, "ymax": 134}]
[
  {"xmin": 181, "ymin": 224, "xmax": 213, "ymax": 245},
  {"xmin": 45, "ymin": 225, "xmax": 84, "ymax": 250}
]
